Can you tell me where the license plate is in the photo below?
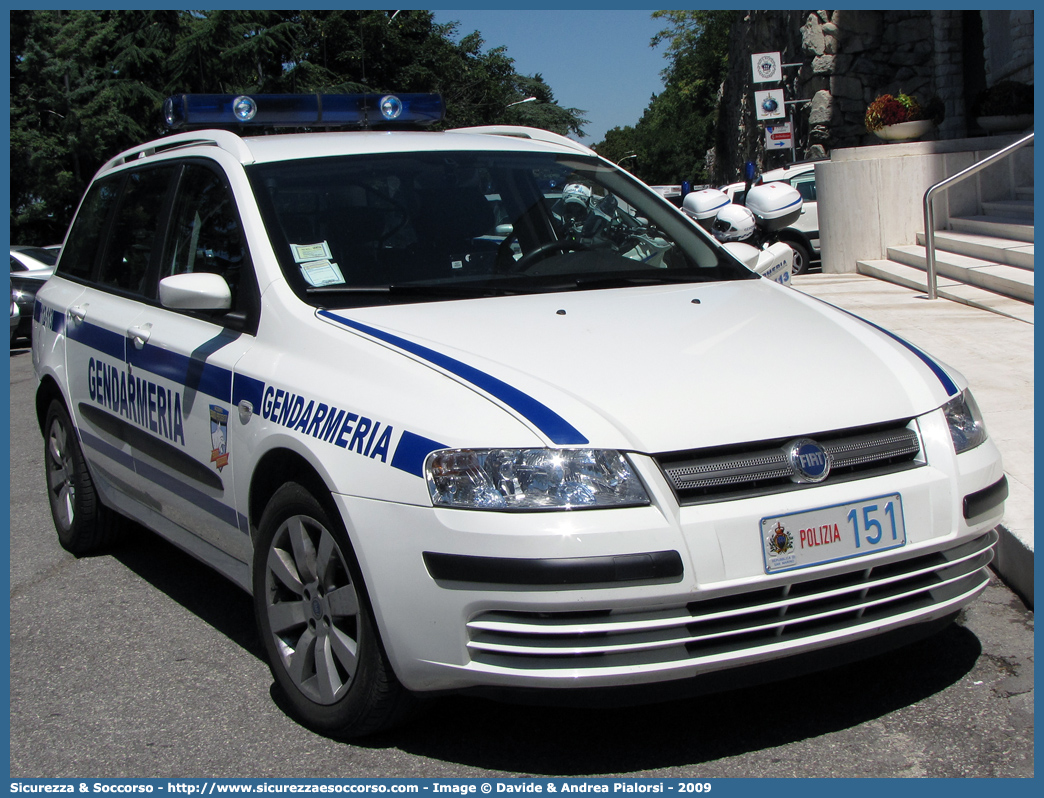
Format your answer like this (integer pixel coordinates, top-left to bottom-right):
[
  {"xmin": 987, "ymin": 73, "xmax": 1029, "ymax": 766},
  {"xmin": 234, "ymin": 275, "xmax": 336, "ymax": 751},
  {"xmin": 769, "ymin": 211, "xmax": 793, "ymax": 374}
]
[{"xmin": 761, "ymin": 494, "xmax": 906, "ymax": 574}]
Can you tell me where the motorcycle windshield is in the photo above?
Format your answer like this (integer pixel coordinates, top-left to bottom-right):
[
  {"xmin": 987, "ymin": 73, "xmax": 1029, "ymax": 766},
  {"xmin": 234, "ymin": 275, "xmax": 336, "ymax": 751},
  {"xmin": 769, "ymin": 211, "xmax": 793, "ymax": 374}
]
[{"xmin": 247, "ymin": 150, "xmax": 755, "ymax": 307}]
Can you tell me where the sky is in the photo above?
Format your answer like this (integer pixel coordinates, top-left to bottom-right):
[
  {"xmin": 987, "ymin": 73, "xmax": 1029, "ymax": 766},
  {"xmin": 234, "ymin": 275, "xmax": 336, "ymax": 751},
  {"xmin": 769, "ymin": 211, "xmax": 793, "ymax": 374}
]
[{"xmin": 432, "ymin": 9, "xmax": 669, "ymax": 144}]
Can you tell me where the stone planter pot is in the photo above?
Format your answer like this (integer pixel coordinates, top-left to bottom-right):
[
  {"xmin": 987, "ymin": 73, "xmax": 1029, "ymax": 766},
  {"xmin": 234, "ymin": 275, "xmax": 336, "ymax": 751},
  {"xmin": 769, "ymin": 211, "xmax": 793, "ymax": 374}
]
[
  {"xmin": 976, "ymin": 114, "xmax": 1033, "ymax": 133},
  {"xmin": 873, "ymin": 120, "xmax": 934, "ymax": 141}
]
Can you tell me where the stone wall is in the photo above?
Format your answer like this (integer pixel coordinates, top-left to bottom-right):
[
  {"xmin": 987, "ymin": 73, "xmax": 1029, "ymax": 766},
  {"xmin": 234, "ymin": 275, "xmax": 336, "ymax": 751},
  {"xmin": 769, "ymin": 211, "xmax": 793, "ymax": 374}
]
[
  {"xmin": 930, "ymin": 10, "xmax": 965, "ymax": 140},
  {"xmin": 800, "ymin": 10, "xmax": 938, "ymax": 151},
  {"xmin": 983, "ymin": 10, "xmax": 1035, "ymax": 84}
]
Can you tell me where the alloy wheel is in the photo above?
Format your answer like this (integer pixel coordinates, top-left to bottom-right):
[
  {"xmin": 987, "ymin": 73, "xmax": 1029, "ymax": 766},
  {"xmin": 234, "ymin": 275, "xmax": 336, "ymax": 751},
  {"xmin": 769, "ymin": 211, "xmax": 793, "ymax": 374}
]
[
  {"xmin": 263, "ymin": 514, "xmax": 362, "ymax": 705},
  {"xmin": 46, "ymin": 415, "xmax": 76, "ymax": 531}
]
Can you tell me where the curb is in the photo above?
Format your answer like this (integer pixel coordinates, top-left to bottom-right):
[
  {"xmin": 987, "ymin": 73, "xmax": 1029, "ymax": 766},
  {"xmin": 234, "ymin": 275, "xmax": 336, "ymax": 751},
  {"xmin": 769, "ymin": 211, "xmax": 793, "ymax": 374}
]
[{"xmin": 993, "ymin": 525, "xmax": 1034, "ymax": 609}]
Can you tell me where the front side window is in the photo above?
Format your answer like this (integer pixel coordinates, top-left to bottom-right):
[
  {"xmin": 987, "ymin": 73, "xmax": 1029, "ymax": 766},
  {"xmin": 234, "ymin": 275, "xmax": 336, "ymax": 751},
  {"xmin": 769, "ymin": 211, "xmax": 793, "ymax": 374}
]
[
  {"xmin": 248, "ymin": 151, "xmax": 753, "ymax": 308},
  {"xmin": 97, "ymin": 166, "xmax": 176, "ymax": 295},
  {"xmin": 163, "ymin": 164, "xmax": 250, "ymax": 311}
]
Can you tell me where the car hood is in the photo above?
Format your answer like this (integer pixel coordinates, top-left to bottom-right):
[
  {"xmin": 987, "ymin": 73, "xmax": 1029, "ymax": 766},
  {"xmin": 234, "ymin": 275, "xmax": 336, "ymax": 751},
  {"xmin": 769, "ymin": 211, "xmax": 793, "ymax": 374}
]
[{"xmin": 320, "ymin": 280, "xmax": 961, "ymax": 453}]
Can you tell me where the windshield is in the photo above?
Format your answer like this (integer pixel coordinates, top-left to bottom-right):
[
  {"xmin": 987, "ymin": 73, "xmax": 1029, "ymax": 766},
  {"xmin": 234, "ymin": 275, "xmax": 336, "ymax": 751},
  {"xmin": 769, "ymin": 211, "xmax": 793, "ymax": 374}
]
[{"xmin": 248, "ymin": 150, "xmax": 754, "ymax": 307}]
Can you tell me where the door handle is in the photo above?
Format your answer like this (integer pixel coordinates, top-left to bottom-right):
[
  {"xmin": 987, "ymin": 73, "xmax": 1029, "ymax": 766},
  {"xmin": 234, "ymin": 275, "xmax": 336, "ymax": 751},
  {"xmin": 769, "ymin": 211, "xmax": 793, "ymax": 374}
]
[
  {"xmin": 68, "ymin": 305, "xmax": 88, "ymax": 323},
  {"xmin": 127, "ymin": 323, "xmax": 153, "ymax": 349}
]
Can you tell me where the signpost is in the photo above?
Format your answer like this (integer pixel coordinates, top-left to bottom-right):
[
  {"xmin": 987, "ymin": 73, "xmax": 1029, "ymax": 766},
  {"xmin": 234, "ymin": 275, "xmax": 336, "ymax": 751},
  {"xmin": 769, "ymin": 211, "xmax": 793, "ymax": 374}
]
[
  {"xmin": 765, "ymin": 122, "xmax": 793, "ymax": 150},
  {"xmin": 751, "ymin": 52, "xmax": 782, "ymax": 83},
  {"xmin": 754, "ymin": 89, "xmax": 786, "ymax": 121},
  {"xmin": 751, "ymin": 51, "xmax": 800, "ymax": 163}
]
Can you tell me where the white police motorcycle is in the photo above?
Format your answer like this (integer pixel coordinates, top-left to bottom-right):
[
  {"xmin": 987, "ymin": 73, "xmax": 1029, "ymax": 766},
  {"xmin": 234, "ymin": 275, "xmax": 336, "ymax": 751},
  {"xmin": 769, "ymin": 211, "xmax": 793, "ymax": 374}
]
[{"xmin": 681, "ymin": 182, "xmax": 803, "ymax": 287}]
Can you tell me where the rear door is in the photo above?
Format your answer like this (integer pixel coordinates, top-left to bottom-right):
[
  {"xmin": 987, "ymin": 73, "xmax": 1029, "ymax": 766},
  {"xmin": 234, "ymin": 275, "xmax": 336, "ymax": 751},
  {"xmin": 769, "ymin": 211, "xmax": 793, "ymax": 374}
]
[{"xmin": 62, "ymin": 165, "xmax": 175, "ymax": 506}]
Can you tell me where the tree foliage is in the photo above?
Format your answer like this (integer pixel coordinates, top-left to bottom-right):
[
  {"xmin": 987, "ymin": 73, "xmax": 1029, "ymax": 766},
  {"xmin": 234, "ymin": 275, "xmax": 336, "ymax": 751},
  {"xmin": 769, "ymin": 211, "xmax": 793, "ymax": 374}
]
[
  {"xmin": 10, "ymin": 10, "xmax": 586, "ymax": 244},
  {"xmin": 594, "ymin": 10, "xmax": 738, "ymax": 186}
]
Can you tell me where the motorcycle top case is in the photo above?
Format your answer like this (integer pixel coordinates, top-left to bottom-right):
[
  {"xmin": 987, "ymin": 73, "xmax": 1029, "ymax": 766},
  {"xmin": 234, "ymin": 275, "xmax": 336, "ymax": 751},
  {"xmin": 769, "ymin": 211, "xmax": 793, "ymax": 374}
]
[
  {"xmin": 745, "ymin": 182, "xmax": 803, "ymax": 232},
  {"xmin": 682, "ymin": 188, "xmax": 731, "ymax": 230}
]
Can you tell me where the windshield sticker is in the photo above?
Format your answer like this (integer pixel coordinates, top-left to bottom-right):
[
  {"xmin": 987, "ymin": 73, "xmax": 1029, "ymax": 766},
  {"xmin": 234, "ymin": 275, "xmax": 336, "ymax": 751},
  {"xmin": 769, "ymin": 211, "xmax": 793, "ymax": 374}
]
[
  {"xmin": 291, "ymin": 241, "xmax": 332, "ymax": 263},
  {"xmin": 299, "ymin": 258, "xmax": 346, "ymax": 287}
]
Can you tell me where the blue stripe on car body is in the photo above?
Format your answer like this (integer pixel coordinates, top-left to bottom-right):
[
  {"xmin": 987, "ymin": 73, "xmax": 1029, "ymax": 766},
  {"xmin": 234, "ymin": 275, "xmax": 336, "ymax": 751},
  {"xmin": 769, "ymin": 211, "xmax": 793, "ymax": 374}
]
[
  {"xmin": 127, "ymin": 340, "xmax": 233, "ymax": 400},
  {"xmin": 66, "ymin": 318, "xmax": 235, "ymax": 403},
  {"xmin": 842, "ymin": 311, "xmax": 959, "ymax": 398},
  {"xmin": 66, "ymin": 318, "xmax": 126, "ymax": 361},
  {"xmin": 799, "ymin": 296, "xmax": 960, "ymax": 400},
  {"xmin": 391, "ymin": 430, "xmax": 448, "ymax": 477},
  {"xmin": 319, "ymin": 310, "xmax": 589, "ymax": 446}
]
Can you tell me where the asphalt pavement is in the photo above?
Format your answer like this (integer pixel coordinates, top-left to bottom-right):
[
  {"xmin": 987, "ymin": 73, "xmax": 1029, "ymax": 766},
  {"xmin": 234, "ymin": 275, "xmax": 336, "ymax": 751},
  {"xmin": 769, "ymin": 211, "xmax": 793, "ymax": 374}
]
[{"xmin": 793, "ymin": 272, "xmax": 1034, "ymax": 607}]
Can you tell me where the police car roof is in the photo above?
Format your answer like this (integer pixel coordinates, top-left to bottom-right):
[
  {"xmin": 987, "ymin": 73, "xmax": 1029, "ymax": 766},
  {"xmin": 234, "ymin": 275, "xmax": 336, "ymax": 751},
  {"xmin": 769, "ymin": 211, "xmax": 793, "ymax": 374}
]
[
  {"xmin": 101, "ymin": 126, "xmax": 596, "ymax": 174},
  {"xmin": 243, "ymin": 128, "xmax": 594, "ymax": 164}
]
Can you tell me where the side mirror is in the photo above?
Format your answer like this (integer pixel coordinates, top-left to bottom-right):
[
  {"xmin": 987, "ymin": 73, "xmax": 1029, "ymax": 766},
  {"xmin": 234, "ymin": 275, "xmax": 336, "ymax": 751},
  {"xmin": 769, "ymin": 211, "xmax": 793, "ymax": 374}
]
[{"xmin": 159, "ymin": 273, "xmax": 232, "ymax": 311}]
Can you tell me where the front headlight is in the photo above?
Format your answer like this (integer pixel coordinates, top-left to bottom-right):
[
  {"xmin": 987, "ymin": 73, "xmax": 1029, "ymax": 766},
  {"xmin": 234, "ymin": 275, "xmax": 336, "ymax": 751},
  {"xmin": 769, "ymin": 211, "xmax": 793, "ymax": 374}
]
[
  {"xmin": 426, "ymin": 448, "xmax": 650, "ymax": 511},
  {"xmin": 943, "ymin": 390, "xmax": 988, "ymax": 453}
]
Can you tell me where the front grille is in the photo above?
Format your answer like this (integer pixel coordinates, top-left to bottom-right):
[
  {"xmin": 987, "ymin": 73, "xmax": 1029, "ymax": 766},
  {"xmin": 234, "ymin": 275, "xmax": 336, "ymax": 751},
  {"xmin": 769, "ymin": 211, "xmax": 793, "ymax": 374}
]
[
  {"xmin": 465, "ymin": 530, "xmax": 995, "ymax": 671},
  {"xmin": 656, "ymin": 419, "xmax": 923, "ymax": 505}
]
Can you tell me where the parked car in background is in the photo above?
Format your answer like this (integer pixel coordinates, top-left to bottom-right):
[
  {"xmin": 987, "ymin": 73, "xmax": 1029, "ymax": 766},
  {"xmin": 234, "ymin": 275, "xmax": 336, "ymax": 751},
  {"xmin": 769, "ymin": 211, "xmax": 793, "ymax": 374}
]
[
  {"xmin": 10, "ymin": 246, "xmax": 59, "ymax": 344},
  {"xmin": 11, "ymin": 291, "xmax": 20, "ymax": 344},
  {"xmin": 721, "ymin": 160, "xmax": 822, "ymax": 274},
  {"xmin": 10, "ymin": 245, "xmax": 59, "ymax": 273}
]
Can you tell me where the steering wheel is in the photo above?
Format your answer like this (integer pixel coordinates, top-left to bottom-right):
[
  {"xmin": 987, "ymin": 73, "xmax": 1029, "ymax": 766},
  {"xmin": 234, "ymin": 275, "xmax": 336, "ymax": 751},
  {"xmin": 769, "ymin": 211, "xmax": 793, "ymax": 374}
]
[{"xmin": 510, "ymin": 238, "xmax": 585, "ymax": 272}]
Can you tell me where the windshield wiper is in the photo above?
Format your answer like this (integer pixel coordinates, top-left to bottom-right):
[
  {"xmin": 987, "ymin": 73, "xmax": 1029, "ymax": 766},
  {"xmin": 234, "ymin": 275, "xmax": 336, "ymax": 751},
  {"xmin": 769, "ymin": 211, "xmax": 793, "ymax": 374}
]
[
  {"xmin": 543, "ymin": 273, "xmax": 714, "ymax": 291},
  {"xmin": 306, "ymin": 283, "xmax": 516, "ymax": 300}
]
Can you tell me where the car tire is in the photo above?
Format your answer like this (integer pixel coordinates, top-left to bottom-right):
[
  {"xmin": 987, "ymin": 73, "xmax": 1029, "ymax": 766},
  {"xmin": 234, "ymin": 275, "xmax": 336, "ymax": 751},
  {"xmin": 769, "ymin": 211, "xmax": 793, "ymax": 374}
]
[
  {"xmin": 253, "ymin": 482, "xmax": 414, "ymax": 738},
  {"xmin": 44, "ymin": 400, "xmax": 121, "ymax": 554},
  {"xmin": 788, "ymin": 240, "xmax": 811, "ymax": 276}
]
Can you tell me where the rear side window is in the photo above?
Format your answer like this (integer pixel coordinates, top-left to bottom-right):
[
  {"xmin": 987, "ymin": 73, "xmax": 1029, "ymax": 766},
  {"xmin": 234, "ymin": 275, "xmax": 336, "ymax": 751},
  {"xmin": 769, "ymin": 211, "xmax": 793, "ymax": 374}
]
[
  {"xmin": 792, "ymin": 174, "xmax": 816, "ymax": 202},
  {"xmin": 57, "ymin": 175, "xmax": 122, "ymax": 281},
  {"xmin": 96, "ymin": 166, "xmax": 176, "ymax": 294}
]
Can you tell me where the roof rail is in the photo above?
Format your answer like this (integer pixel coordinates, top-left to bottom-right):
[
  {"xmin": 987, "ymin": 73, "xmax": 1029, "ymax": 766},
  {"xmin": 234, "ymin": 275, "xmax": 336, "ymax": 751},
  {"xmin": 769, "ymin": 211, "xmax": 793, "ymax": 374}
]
[
  {"xmin": 451, "ymin": 125, "xmax": 596, "ymax": 156},
  {"xmin": 98, "ymin": 129, "xmax": 256, "ymax": 174}
]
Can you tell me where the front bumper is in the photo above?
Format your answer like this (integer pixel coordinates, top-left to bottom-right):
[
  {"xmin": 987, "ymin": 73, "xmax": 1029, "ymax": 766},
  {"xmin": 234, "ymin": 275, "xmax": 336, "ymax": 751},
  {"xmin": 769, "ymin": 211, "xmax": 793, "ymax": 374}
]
[{"xmin": 337, "ymin": 436, "xmax": 1004, "ymax": 694}]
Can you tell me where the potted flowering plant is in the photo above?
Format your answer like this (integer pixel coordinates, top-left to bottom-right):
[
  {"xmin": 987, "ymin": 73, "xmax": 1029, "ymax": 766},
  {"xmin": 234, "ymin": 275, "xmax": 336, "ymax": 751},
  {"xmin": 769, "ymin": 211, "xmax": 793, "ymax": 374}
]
[
  {"xmin": 865, "ymin": 92, "xmax": 933, "ymax": 140},
  {"xmin": 974, "ymin": 81, "xmax": 1033, "ymax": 133}
]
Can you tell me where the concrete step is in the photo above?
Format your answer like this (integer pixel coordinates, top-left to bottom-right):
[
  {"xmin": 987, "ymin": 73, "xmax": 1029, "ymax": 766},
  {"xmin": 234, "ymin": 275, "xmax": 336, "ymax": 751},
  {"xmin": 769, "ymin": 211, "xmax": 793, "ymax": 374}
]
[
  {"xmin": 916, "ymin": 230, "xmax": 1034, "ymax": 270},
  {"xmin": 886, "ymin": 245, "xmax": 1033, "ymax": 302},
  {"xmin": 949, "ymin": 215, "xmax": 1033, "ymax": 243},
  {"xmin": 856, "ymin": 259, "xmax": 1035, "ymax": 323},
  {"xmin": 981, "ymin": 198, "xmax": 1034, "ymax": 218},
  {"xmin": 1015, "ymin": 185, "xmax": 1034, "ymax": 201}
]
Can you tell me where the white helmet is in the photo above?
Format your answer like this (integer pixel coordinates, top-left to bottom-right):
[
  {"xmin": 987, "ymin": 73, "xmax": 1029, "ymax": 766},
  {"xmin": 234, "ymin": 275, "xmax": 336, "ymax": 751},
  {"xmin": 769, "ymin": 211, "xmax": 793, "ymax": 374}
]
[
  {"xmin": 562, "ymin": 182, "xmax": 592, "ymax": 210},
  {"xmin": 560, "ymin": 182, "xmax": 593, "ymax": 229},
  {"xmin": 712, "ymin": 204, "xmax": 756, "ymax": 242}
]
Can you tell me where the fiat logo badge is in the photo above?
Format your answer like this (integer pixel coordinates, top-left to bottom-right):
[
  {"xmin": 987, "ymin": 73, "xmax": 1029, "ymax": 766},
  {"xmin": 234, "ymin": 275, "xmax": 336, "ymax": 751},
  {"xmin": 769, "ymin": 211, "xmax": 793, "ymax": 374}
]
[{"xmin": 784, "ymin": 438, "xmax": 832, "ymax": 483}]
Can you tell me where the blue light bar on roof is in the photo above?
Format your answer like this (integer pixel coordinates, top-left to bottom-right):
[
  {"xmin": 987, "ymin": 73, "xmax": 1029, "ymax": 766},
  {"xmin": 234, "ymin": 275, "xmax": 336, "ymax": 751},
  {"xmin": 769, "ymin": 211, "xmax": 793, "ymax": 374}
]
[{"xmin": 162, "ymin": 93, "xmax": 444, "ymax": 130}]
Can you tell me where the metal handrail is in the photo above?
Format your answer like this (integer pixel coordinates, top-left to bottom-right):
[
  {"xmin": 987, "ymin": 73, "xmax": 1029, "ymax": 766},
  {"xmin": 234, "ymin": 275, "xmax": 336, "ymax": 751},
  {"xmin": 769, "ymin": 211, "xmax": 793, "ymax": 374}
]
[{"xmin": 922, "ymin": 132, "xmax": 1034, "ymax": 299}]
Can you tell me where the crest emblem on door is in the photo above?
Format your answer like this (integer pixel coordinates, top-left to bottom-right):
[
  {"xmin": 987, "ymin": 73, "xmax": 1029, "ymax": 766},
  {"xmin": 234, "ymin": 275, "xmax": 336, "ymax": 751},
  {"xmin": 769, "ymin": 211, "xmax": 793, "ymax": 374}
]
[{"xmin": 209, "ymin": 405, "xmax": 230, "ymax": 470}]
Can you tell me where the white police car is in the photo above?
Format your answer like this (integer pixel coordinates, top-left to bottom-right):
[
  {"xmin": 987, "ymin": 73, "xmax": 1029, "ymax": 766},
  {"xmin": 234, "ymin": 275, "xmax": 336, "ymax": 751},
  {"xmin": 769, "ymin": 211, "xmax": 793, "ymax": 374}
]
[{"xmin": 33, "ymin": 93, "xmax": 1007, "ymax": 737}]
